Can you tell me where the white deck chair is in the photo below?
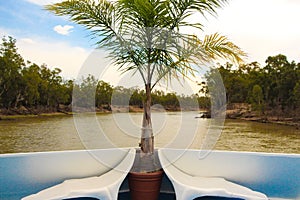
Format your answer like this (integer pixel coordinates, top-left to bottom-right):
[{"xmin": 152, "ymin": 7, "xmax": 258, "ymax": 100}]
[
  {"xmin": 158, "ymin": 149, "xmax": 268, "ymax": 200},
  {"xmin": 22, "ymin": 148, "xmax": 136, "ymax": 200}
]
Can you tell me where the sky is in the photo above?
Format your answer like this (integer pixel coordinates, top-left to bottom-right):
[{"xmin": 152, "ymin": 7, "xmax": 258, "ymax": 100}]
[{"xmin": 0, "ymin": 0, "xmax": 300, "ymax": 92}]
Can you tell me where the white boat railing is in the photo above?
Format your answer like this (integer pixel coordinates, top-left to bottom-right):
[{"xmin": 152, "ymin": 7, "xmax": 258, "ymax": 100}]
[
  {"xmin": 158, "ymin": 149, "xmax": 300, "ymax": 199},
  {"xmin": 0, "ymin": 148, "xmax": 133, "ymax": 200}
]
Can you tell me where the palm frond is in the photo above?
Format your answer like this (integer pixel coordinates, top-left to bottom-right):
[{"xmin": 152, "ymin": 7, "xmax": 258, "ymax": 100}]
[
  {"xmin": 46, "ymin": 0, "xmax": 245, "ymax": 87},
  {"xmin": 201, "ymin": 32, "xmax": 247, "ymax": 64},
  {"xmin": 166, "ymin": 0, "xmax": 227, "ymax": 31}
]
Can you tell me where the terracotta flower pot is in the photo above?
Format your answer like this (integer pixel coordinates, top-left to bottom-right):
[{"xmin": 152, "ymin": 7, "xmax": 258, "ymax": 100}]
[{"xmin": 128, "ymin": 169, "xmax": 164, "ymax": 200}]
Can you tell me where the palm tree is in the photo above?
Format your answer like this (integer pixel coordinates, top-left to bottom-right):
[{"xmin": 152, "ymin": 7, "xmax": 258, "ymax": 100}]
[{"xmin": 46, "ymin": 0, "xmax": 245, "ymax": 155}]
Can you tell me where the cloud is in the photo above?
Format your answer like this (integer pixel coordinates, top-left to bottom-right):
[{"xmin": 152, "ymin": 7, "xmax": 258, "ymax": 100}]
[
  {"xmin": 53, "ymin": 25, "xmax": 74, "ymax": 36},
  {"xmin": 20, "ymin": 38, "xmax": 36, "ymax": 44},
  {"xmin": 17, "ymin": 37, "xmax": 91, "ymax": 78}
]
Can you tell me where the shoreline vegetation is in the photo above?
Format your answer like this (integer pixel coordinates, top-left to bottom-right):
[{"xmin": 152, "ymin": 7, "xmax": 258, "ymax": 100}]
[
  {"xmin": 1, "ymin": 36, "xmax": 300, "ymax": 128},
  {"xmin": 225, "ymin": 103, "xmax": 300, "ymax": 128},
  {"xmin": 1, "ymin": 104, "xmax": 300, "ymax": 128},
  {"xmin": 0, "ymin": 104, "xmax": 194, "ymax": 118}
]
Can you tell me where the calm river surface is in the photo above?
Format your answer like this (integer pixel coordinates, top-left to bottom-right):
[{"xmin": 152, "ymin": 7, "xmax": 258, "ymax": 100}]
[{"xmin": 1, "ymin": 112, "xmax": 299, "ymax": 154}]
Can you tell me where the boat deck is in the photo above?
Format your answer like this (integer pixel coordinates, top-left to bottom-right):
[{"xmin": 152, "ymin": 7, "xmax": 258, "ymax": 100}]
[
  {"xmin": 72, "ymin": 194, "xmax": 293, "ymax": 200},
  {"xmin": 72, "ymin": 194, "xmax": 244, "ymax": 200},
  {"xmin": 1, "ymin": 149, "xmax": 299, "ymax": 200}
]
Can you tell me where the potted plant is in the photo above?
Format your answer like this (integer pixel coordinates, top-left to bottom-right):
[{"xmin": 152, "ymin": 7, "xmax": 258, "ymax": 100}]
[{"xmin": 46, "ymin": 0, "xmax": 245, "ymax": 199}]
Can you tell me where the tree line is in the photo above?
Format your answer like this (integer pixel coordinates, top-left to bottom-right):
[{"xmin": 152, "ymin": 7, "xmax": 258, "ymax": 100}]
[
  {"xmin": 73, "ymin": 76, "xmax": 208, "ymax": 111},
  {"xmin": 204, "ymin": 55, "xmax": 300, "ymax": 117},
  {"xmin": 1, "ymin": 36, "xmax": 299, "ymax": 116},
  {"xmin": 0, "ymin": 36, "xmax": 72, "ymax": 112},
  {"xmin": 0, "ymin": 36, "xmax": 208, "ymax": 114}
]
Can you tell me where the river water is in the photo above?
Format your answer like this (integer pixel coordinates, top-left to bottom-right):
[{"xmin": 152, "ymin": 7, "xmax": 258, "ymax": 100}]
[{"xmin": 0, "ymin": 112, "xmax": 299, "ymax": 154}]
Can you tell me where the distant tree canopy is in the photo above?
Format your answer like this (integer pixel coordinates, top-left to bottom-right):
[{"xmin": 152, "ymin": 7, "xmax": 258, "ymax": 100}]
[
  {"xmin": 0, "ymin": 36, "xmax": 71, "ymax": 109},
  {"xmin": 0, "ymin": 36, "xmax": 207, "ymax": 112},
  {"xmin": 1, "ymin": 36, "xmax": 299, "ymax": 116},
  {"xmin": 203, "ymin": 55, "xmax": 300, "ymax": 115}
]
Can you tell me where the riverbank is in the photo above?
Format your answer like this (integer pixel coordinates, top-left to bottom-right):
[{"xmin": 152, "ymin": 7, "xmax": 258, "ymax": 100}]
[
  {"xmin": 226, "ymin": 103, "xmax": 300, "ymax": 128},
  {"xmin": 1, "ymin": 104, "xmax": 300, "ymax": 129},
  {"xmin": 0, "ymin": 112, "xmax": 73, "ymax": 121},
  {"xmin": 0, "ymin": 104, "xmax": 196, "ymax": 120},
  {"xmin": 0, "ymin": 105, "xmax": 74, "ymax": 120},
  {"xmin": 242, "ymin": 116, "xmax": 300, "ymax": 128}
]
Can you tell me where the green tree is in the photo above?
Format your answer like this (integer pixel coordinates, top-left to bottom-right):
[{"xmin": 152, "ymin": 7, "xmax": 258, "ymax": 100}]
[
  {"xmin": 0, "ymin": 36, "xmax": 25, "ymax": 108},
  {"xmin": 215, "ymin": 63, "xmax": 252, "ymax": 104},
  {"xmin": 62, "ymin": 79, "xmax": 74, "ymax": 105},
  {"xmin": 129, "ymin": 88, "xmax": 143, "ymax": 107},
  {"xmin": 96, "ymin": 80, "xmax": 113, "ymax": 107},
  {"xmin": 207, "ymin": 55, "xmax": 300, "ymax": 117},
  {"xmin": 197, "ymin": 96, "xmax": 211, "ymax": 109},
  {"xmin": 111, "ymin": 86, "xmax": 131, "ymax": 106},
  {"xmin": 250, "ymin": 84, "xmax": 264, "ymax": 114},
  {"xmin": 293, "ymin": 81, "xmax": 300, "ymax": 109},
  {"xmin": 151, "ymin": 90, "xmax": 164, "ymax": 106},
  {"xmin": 73, "ymin": 75, "xmax": 98, "ymax": 108},
  {"xmin": 38, "ymin": 66, "xmax": 66, "ymax": 107},
  {"xmin": 204, "ymin": 67, "xmax": 227, "ymax": 111},
  {"xmin": 263, "ymin": 54, "xmax": 297, "ymax": 112},
  {"xmin": 22, "ymin": 63, "xmax": 42, "ymax": 106},
  {"xmin": 163, "ymin": 92, "xmax": 179, "ymax": 109},
  {"xmin": 46, "ymin": 0, "xmax": 245, "ymax": 155}
]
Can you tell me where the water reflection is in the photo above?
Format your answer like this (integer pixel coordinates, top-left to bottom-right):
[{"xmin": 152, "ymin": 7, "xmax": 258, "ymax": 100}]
[
  {"xmin": 0, "ymin": 113, "xmax": 299, "ymax": 154},
  {"xmin": 216, "ymin": 119, "xmax": 300, "ymax": 153}
]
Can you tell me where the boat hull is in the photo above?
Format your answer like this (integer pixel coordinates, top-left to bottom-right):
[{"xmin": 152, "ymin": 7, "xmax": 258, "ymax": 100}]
[{"xmin": 1, "ymin": 149, "xmax": 299, "ymax": 200}]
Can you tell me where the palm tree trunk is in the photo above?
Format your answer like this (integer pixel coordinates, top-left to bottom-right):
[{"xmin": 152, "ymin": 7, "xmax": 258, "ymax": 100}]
[{"xmin": 140, "ymin": 83, "xmax": 154, "ymax": 154}]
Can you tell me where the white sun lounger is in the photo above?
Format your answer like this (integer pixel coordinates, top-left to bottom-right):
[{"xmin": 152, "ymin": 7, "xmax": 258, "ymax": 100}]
[
  {"xmin": 158, "ymin": 149, "xmax": 268, "ymax": 200},
  {"xmin": 22, "ymin": 148, "xmax": 136, "ymax": 200}
]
